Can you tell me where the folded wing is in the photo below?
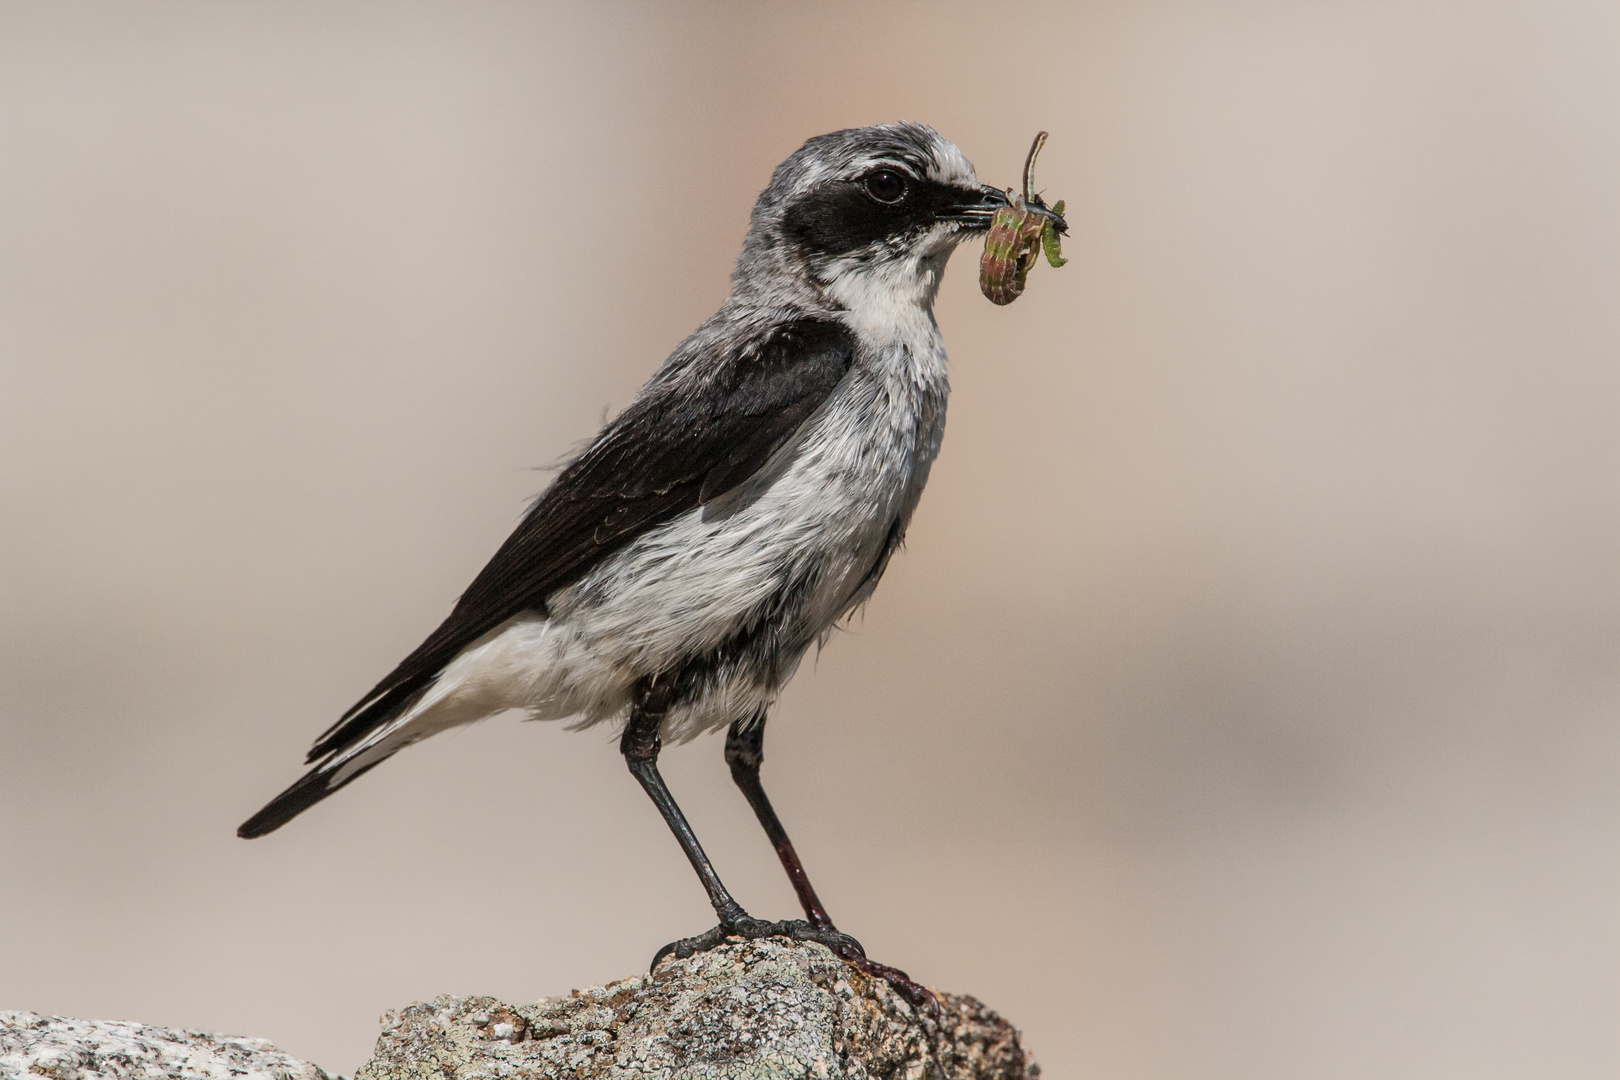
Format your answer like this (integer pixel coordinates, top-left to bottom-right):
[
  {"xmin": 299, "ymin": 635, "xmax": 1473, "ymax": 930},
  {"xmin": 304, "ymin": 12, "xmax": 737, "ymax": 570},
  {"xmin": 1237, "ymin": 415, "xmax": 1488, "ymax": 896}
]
[{"xmin": 237, "ymin": 318, "xmax": 854, "ymax": 838}]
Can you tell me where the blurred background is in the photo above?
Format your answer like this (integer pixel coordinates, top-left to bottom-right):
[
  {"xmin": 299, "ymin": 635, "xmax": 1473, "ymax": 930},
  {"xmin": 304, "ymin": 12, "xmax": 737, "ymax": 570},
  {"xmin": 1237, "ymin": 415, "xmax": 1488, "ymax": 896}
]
[{"xmin": 1, "ymin": 2, "xmax": 1616, "ymax": 1077}]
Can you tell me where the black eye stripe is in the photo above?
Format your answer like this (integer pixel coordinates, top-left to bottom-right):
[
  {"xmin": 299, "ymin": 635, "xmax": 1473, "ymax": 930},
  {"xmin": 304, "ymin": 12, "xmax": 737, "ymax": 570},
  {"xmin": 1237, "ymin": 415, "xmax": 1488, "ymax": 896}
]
[{"xmin": 780, "ymin": 178, "xmax": 982, "ymax": 259}]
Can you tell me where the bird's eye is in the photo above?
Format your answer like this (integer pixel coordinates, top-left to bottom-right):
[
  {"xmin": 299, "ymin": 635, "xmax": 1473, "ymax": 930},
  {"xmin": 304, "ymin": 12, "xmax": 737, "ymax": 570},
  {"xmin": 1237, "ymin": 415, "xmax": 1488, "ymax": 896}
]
[{"xmin": 861, "ymin": 169, "xmax": 908, "ymax": 204}]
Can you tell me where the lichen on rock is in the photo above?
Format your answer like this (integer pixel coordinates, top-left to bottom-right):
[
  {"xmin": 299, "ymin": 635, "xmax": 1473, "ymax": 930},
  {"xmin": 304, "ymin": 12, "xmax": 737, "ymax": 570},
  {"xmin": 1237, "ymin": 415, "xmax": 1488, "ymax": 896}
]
[
  {"xmin": 0, "ymin": 1011, "xmax": 331, "ymax": 1080},
  {"xmin": 356, "ymin": 939, "xmax": 1037, "ymax": 1080}
]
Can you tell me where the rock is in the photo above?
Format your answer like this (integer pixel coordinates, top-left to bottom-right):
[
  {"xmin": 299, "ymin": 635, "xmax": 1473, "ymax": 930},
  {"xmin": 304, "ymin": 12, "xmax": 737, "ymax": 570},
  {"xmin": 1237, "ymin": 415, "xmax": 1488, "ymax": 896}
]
[
  {"xmin": 0, "ymin": 1011, "xmax": 332, "ymax": 1080},
  {"xmin": 355, "ymin": 939, "xmax": 1038, "ymax": 1080}
]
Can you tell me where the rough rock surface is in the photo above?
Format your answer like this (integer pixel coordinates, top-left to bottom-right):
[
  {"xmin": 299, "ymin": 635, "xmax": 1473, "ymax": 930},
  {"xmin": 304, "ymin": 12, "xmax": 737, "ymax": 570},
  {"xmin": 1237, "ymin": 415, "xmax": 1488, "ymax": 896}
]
[
  {"xmin": 355, "ymin": 939, "xmax": 1038, "ymax": 1080},
  {"xmin": 0, "ymin": 1012, "xmax": 331, "ymax": 1080}
]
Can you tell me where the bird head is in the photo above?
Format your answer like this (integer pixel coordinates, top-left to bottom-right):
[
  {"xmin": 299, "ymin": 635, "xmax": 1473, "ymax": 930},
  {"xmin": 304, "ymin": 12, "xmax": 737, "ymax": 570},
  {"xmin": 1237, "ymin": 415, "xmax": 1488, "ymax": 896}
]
[{"xmin": 733, "ymin": 123, "xmax": 1008, "ymax": 323}]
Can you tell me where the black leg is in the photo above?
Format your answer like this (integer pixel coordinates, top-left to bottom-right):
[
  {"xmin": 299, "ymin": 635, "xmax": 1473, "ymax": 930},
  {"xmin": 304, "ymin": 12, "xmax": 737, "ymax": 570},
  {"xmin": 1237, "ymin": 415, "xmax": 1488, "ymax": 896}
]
[
  {"xmin": 725, "ymin": 712, "xmax": 836, "ymax": 930},
  {"xmin": 622, "ymin": 677, "xmax": 747, "ymax": 926},
  {"xmin": 724, "ymin": 713, "xmax": 939, "ymax": 1016},
  {"xmin": 621, "ymin": 677, "xmax": 864, "ymax": 969}
]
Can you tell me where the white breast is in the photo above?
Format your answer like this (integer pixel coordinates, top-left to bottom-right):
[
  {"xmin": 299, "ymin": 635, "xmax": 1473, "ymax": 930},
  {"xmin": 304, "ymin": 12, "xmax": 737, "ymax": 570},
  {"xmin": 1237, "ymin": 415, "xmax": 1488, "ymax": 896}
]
[
  {"xmin": 397, "ymin": 329, "xmax": 946, "ymax": 739},
  {"xmin": 330, "ymin": 273, "xmax": 955, "ymax": 774}
]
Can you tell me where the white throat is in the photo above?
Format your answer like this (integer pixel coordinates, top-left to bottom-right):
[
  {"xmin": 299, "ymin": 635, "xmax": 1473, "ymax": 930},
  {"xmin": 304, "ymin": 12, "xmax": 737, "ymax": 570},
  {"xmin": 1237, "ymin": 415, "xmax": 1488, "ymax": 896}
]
[{"xmin": 823, "ymin": 235, "xmax": 961, "ymax": 346}]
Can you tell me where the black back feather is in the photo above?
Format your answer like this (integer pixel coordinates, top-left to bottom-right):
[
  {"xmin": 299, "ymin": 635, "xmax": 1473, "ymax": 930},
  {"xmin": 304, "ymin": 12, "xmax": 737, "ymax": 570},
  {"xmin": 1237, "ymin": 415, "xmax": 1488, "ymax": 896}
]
[{"xmin": 301, "ymin": 318, "xmax": 855, "ymax": 765}]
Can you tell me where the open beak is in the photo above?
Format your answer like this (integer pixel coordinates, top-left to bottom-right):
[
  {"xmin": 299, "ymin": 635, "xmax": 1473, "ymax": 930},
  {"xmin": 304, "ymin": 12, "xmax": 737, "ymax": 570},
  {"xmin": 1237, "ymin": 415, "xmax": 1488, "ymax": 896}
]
[{"xmin": 937, "ymin": 184, "xmax": 1012, "ymax": 230}]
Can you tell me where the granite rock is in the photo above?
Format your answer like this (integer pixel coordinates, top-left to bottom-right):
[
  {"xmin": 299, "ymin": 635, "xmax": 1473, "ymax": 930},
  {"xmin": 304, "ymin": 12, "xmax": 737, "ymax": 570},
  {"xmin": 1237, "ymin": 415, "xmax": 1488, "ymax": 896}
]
[
  {"xmin": 355, "ymin": 939, "xmax": 1037, "ymax": 1080},
  {"xmin": 0, "ymin": 1011, "xmax": 331, "ymax": 1080}
]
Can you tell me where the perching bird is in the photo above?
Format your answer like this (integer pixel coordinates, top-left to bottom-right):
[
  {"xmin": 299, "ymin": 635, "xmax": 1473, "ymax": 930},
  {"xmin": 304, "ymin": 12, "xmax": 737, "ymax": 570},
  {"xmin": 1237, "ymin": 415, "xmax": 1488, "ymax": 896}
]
[{"xmin": 239, "ymin": 122, "xmax": 1024, "ymax": 1002}]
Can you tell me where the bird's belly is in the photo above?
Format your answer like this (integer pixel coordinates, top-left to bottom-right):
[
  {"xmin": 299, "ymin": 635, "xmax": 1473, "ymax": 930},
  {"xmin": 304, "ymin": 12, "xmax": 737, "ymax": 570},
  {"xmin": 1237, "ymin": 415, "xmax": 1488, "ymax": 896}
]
[
  {"xmin": 436, "ymin": 363, "xmax": 946, "ymax": 739},
  {"xmin": 565, "ymin": 421, "xmax": 919, "ymax": 663}
]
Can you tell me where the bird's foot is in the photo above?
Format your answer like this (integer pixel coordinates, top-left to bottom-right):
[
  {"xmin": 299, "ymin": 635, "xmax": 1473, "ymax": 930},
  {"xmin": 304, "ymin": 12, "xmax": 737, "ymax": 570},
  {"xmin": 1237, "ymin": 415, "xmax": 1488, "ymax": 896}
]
[
  {"xmin": 651, "ymin": 915, "xmax": 864, "ymax": 970},
  {"xmin": 835, "ymin": 950, "xmax": 941, "ymax": 1020},
  {"xmin": 650, "ymin": 915, "xmax": 938, "ymax": 1019}
]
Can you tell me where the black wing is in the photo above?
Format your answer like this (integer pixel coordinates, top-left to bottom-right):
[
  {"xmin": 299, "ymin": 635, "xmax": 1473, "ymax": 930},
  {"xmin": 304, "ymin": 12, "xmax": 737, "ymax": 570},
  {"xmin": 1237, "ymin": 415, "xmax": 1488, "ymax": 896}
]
[{"xmin": 305, "ymin": 317, "xmax": 854, "ymax": 763}]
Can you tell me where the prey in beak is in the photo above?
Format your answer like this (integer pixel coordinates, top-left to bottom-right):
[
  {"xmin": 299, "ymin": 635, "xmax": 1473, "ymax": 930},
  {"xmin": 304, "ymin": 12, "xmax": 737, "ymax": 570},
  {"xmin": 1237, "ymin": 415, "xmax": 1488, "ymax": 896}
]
[{"xmin": 975, "ymin": 131, "xmax": 1070, "ymax": 304}]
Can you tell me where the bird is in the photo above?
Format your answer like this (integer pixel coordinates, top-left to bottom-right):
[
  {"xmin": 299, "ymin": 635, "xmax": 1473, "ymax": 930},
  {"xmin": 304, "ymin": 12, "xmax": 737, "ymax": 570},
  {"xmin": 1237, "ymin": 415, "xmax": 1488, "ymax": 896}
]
[{"xmin": 239, "ymin": 122, "xmax": 1028, "ymax": 1003}]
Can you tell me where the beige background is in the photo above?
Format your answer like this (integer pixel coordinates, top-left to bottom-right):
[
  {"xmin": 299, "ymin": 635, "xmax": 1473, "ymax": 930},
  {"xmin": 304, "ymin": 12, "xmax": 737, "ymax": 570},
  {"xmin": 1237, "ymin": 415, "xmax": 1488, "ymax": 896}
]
[{"xmin": 2, "ymin": 2, "xmax": 1617, "ymax": 1077}]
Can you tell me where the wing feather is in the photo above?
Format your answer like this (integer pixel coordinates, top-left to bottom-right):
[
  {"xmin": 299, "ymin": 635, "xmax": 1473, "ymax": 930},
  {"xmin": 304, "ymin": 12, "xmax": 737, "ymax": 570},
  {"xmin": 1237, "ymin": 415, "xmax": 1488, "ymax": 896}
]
[{"xmin": 304, "ymin": 318, "xmax": 854, "ymax": 763}]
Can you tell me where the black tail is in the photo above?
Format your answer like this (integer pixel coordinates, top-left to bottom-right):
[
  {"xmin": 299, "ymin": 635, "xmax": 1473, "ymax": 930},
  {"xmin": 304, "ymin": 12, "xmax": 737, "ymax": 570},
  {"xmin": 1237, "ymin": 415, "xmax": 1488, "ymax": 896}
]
[{"xmin": 236, "ymin": 758, "xmax": 382, "ymax": 838}]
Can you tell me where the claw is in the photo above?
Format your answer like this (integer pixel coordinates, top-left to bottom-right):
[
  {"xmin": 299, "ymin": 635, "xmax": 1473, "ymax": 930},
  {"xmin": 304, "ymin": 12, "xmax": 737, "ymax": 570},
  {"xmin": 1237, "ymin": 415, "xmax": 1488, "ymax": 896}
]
[
  {"xmin": 650, "ymin": 923, "xmax": 728, "ymax": 969},
  {"xmin": 650, "ymin": 917, "xmax": 862, "ymax": 971},
  {"xmin": 833, "ymin": 944, "xmax": 941, "ymax": 1019},
  {"xmin": 650, "ymin": 916, "xmax": 937, "ymax": 1019}
]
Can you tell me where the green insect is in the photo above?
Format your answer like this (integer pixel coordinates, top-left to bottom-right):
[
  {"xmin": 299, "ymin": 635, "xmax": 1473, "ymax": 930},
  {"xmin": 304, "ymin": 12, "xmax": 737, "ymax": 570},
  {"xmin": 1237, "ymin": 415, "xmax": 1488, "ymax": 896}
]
[{"xmin": 979, "ymin": 131, "xmax": 1069, "ymax": 306}]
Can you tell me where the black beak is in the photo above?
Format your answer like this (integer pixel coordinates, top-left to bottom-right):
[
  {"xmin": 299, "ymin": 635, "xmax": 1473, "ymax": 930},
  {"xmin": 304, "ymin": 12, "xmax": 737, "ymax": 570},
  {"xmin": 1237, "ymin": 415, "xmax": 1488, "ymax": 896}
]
[
  {"xmin": 1022, "ymin": 195, "xmax": 1069, "ymax": 235},
  {"xmin": 937, "ymin": 184, "xmax": 1012, "ymax": 229}
]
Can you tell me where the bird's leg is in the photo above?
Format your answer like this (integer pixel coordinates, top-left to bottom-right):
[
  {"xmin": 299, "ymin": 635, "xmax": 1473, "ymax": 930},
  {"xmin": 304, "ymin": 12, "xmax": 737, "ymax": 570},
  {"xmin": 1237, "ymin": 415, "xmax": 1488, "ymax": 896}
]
[
  {"xmin": 622, "ymin": 677, "xmax": 863, "ymax": 970},
  {"xmin": 725, "ymin": 714, "xmax": 939, "ymax": 1016},
  {"xmin": 724, "ymin": 714, "xmax": 835, "ymax": 929},
  {"xmin": 621, "ymin": 677, "xmax": 747, "ymax": 931}
]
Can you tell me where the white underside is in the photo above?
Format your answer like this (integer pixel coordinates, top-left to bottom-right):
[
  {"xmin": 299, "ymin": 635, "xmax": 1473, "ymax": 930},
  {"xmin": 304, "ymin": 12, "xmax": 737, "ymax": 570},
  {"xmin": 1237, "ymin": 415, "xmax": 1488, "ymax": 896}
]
[{"xmin": 328, "ymin": 247, "xmax": 956, "ymax": 785}]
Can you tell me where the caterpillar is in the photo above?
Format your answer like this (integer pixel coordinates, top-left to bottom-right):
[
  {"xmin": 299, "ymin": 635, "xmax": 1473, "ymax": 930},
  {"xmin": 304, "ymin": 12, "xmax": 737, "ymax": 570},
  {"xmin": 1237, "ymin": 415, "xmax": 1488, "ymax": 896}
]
[{"xmin": 979, "ymin": 131, "xmax": 1069, "ymax": 306}]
